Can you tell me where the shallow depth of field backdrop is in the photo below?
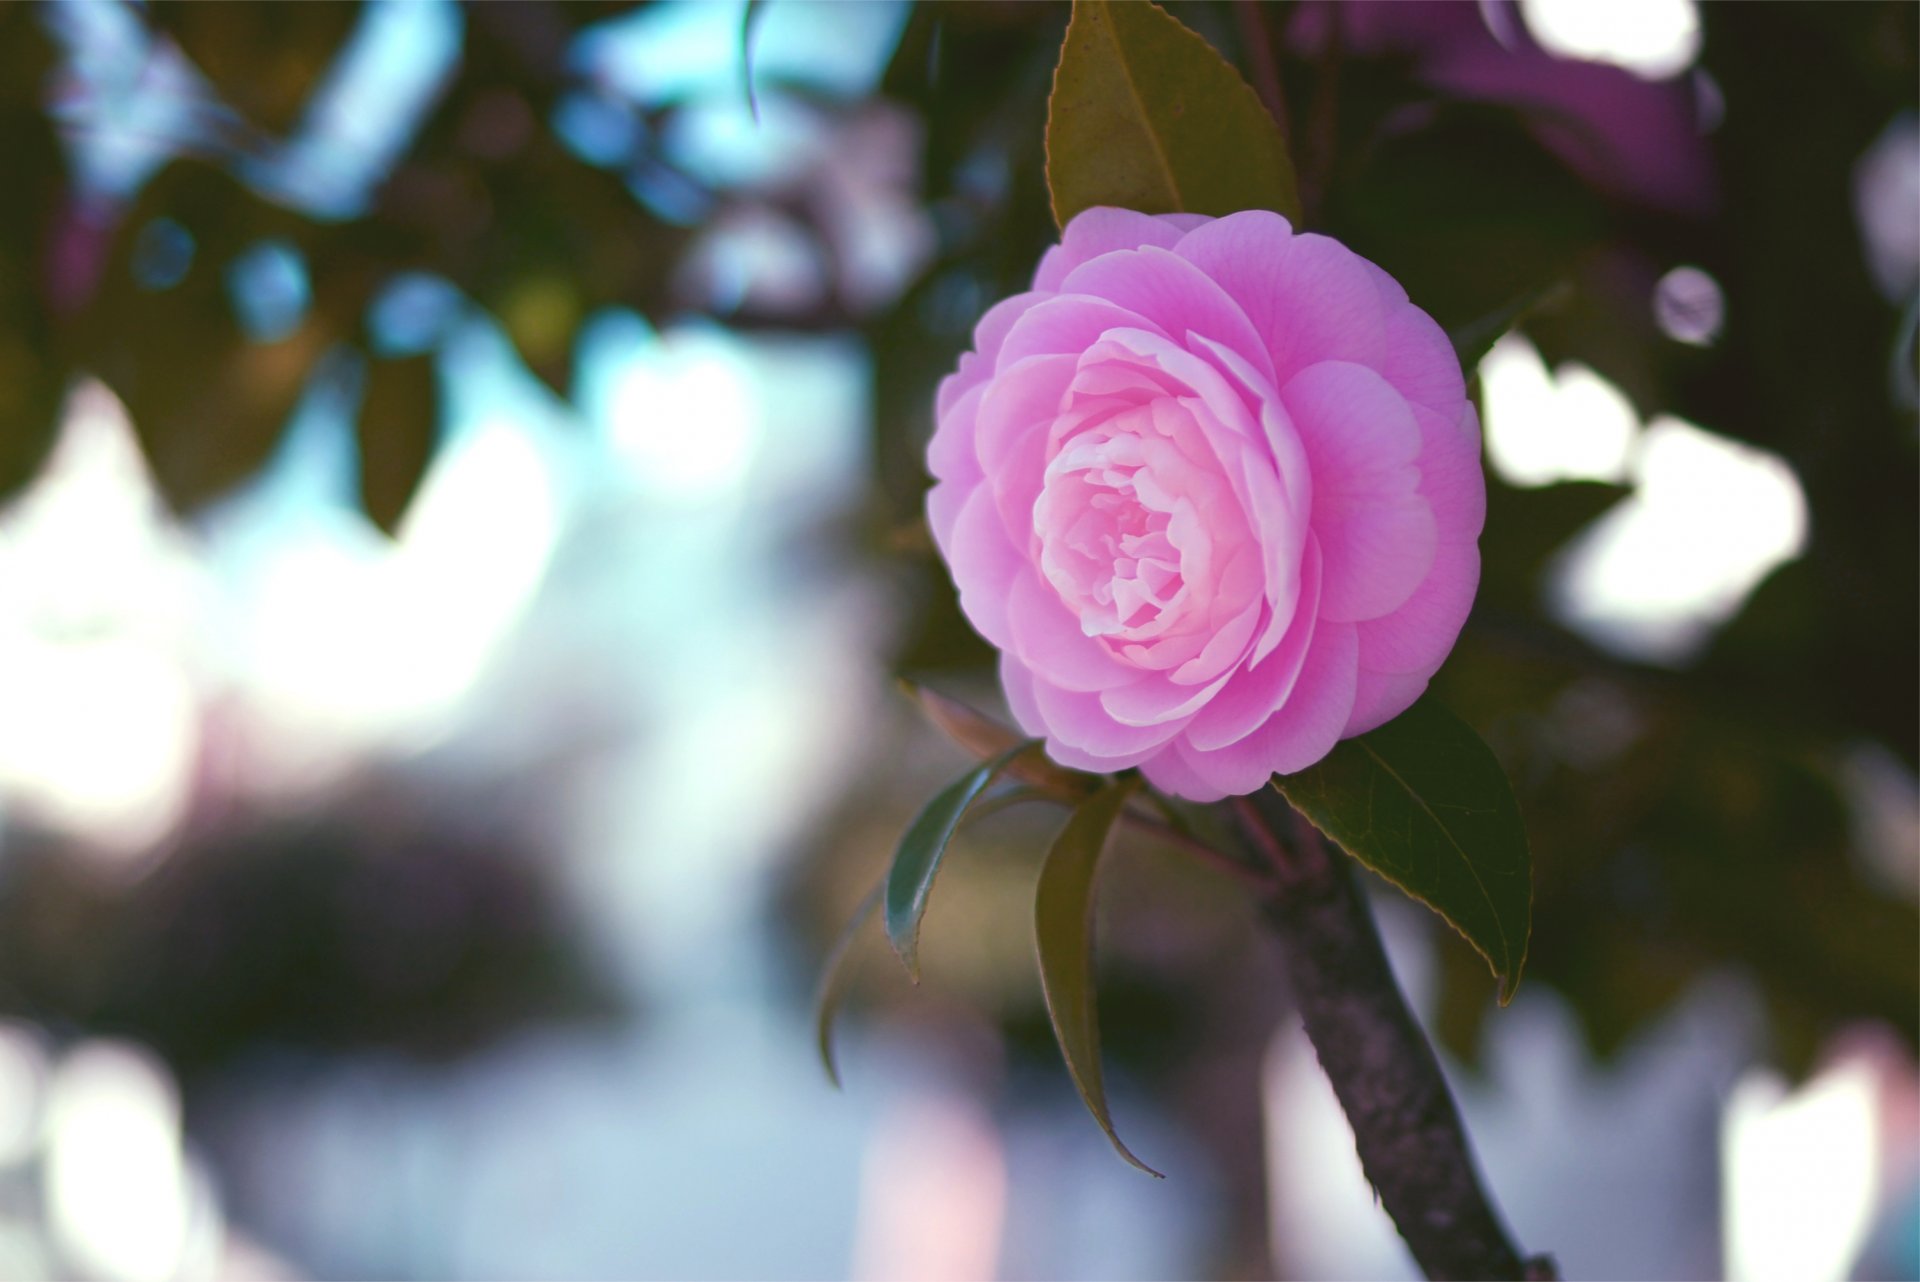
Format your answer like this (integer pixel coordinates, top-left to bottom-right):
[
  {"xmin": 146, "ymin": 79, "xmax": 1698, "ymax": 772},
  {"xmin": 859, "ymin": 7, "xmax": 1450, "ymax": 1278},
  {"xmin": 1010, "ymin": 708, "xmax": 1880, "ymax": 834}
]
[{"xmin": 0, "ymin": 1, "xmax": 1913, "ymax": 1279}]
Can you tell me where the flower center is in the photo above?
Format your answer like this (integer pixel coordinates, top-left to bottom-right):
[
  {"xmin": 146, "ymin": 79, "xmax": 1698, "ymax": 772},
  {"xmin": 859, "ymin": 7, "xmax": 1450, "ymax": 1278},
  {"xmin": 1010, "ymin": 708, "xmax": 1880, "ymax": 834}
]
[{"xmin": 1034, "ymin": 402, "xmax": 1216, "ymax": 643}]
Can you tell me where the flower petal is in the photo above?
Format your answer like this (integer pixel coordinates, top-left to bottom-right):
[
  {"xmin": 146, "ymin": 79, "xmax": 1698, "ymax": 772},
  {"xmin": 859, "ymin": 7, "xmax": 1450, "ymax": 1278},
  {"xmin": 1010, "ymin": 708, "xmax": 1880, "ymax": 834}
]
[
  {"xmin": 1058, "ymin": 246, "xmax": 1276, "ymax": 386},
  {"xmin": 1036, "ymin": 207, "xmax": 1190, "ymax": 291},
  {"xmin": 1183, "ymin": 539, "xmax": 1323, "ymax": 751},
  {"xmin": 1354, "ymin": 538, "xmax": 1479, "ymax": 675},
  {"xmin": 1413, "ymin": 401, "xmax": 1487, "ymax": 544},
  {"xmin": 1170, "ymin": 619, "xmax": 1360, "ymax": 798},
  {"xmin": 1176, "ymin": 217, "xmax": 1389, "ymax": 381}
]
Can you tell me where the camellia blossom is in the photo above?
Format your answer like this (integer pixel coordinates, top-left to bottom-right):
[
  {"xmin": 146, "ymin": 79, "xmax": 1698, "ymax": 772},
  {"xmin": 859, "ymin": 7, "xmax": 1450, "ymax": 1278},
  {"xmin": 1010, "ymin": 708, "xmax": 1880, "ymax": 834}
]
[{"xmin": 926, "ymin": 208, "xmax": 1484, "ymax": 802}]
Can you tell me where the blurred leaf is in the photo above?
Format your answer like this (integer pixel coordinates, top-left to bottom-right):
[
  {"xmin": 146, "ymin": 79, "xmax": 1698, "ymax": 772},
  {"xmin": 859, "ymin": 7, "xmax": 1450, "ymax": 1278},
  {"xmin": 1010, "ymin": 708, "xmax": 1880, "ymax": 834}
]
[
  {"xmin": 1449, "ymin": 281, "xmax": 1571, "ymax": 376},
  {"xmin": 1045, "ymin": 0, "xmax": 1299, "ymax": 227},
  {"xmin": 68, "ymin": 165, "xmax": 351, "ymax": 512},
  {"xmin": 885, "ymin": 741, "xmax": 1034, "ymax": 981},
  {"xmin": 357, "ymin": 351, "xmax": 438, "ymax": 534},
  {"xmin": 1275, "ymin": 700, "xmax": 1533, "ymax": 1001},
  {"xmin": 0, "ymin": 83, "xmax": 63, "ymax": 501},
  {"xmin": 1033, "ymin": 776, "xmax": 1162, "ymax": 1177},
  {"xmin": 813, "ymin": 879, "xmax": 882, "ymax": 1089}
]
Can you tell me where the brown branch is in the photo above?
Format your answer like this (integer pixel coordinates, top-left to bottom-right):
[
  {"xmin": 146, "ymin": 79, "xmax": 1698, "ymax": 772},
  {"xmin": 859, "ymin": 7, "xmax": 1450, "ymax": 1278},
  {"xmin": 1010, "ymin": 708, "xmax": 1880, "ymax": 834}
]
[{"xmin": 1234, "ymin": 790, "xmax": 1554, "ymax": 1282}]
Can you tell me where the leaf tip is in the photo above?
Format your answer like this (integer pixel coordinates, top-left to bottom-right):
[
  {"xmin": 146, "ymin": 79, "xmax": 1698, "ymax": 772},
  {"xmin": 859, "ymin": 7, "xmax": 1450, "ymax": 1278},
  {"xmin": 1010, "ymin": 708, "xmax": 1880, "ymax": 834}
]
[{"xmin": 886, "ymin": 927, "xmax": 923, "ymax": 986}]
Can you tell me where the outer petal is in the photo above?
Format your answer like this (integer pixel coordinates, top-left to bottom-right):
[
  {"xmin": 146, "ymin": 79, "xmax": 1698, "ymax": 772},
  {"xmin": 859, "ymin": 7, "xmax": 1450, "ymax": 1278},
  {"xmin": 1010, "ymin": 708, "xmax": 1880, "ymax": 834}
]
[
  {"xmin": 927, "ymin": 381, "xmax": 985, "ymax": 486},
  {"xmin": 1058, "ymin": 246, "xmax": 1276, "ymax": 386},
  {"xmin": 1033, "ymin": 674, "xmax": 1190, "ymax": 760},
  {"xmin": 1355, "ymin": 538, "xmax": 1480, "ymax": 676},
  {"xmin": 937, "ymin": 292, "xmax": 1043, "ymax": 417},
  {"xmin": 1413, "ymin": 401, "xmax": 1487, "ymax": 544},
  {"xmin": 1135, "ymin": 739, "xmax": 1224, "ymax": 799},
  {"xmin": 974, "ymin": 353, "xmax": 1078, "ymax": 480},
  {"xmin": 1282, "ymin": 362, "xmax": 1436, "ymax": 623},
  {"xmin": 1344, "ymin": 665, "xmax": 1432, "ymax": 737},
  {"xmin": 1006, "ymin": 656, "xmax": 1174, "ymax": 774},
  {"xmin": 1384, "ymin": 304, "xmax": 1467, "ymax": 420},
  {"xmin": 997, "ymin": 294, "xmax": 1169, "ymax": 369},
  {"xmin": 1035, "ymin": 207, "xmax": 1191, "ymax": 291},
  {"xmin": 937, "ymin": 483, "xmax": 1025, "ymax": 653},
  {"xmin": 1163, "ymin": 620, "xmax": 1361, "ymax": 801},
  {"xmin": 1174, "ymin": 216, "xmax": 1389, "ymax": 381}
]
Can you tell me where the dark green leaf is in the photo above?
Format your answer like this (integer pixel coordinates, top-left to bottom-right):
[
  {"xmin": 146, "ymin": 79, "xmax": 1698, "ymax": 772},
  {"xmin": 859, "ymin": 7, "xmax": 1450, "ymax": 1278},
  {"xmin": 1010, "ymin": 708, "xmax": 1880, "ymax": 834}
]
[
  {"xmin": 884, "ymin": 741, "xmax": 1034, "ymax": 981},
  {"xmin": 1447, "ymin": 280, "xmax": 1572, "ymax": 375},
  {"xmin": 813, "ymin": 879, "xmax": 882, "ymax": 1089},
  {"xmin": 1034, "ymin": 777, "xmax": 1162, "ymax": 1177},
  {"xmin": 1045, "ymin": 0, "xmax": 1300, "ymax": 228},
  {"xmin": 1275, "ymin": 700, "xmax": 1533, "ymax": 1001}
]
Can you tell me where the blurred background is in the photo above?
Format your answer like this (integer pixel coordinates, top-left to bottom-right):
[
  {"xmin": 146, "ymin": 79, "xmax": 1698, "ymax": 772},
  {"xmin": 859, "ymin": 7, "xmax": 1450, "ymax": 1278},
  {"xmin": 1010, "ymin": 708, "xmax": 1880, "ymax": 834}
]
[{"xmin": 0, "ymin": 0, "xmax": 1912, "ymax": 1278}]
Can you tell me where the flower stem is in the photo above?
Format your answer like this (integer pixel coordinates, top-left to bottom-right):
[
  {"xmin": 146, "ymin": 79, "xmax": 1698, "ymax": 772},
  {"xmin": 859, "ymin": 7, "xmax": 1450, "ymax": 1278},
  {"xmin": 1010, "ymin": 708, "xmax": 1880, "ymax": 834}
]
[{"xmin": 1232, "ymin": 790, "xmax": 1554, "ymax": 1282}]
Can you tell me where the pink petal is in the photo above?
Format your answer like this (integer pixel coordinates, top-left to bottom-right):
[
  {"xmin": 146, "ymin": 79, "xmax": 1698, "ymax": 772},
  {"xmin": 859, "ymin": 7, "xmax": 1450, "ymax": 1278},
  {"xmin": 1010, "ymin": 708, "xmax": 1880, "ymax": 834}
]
[
  {"xmin": 1058, "ymin": 247, "xmax": 1276, "ymax": 386},
  {"xmin": 975, "ymin": 353, "xmax": 1077, "ymax": 478},
  {"xmin": 1137, "ymin": 741, "xmax": 1224, "ymax": 799},
  {"xmin": 1413, "ymin": 401, "xmax": 1487, "ymax": 543},
  {"xmin": 1170, "ymin": 619, "xmax": 1360, "ymax": 798},
  {"xmin": 1036, "ymin": 208, "xmax": 1190, "ymax": 290},
  {"xmin": 938, "ymin": 483, "xmax": 1025, "ymax": 653},
  {"xmin": 1099, "ymin": 665, "xmax": 1232, "ymax": 727},
  {"xmin": 1283, "ymin": 361, "xmax": 1436, "ymax": 623},
  {"xmin": 997, "ymin": 294, "xmax": 1168, "ymax": 368},
  {"xmin": 1344, "ymin": 665, "xmax": 1431, "ymax": 737},
  {"xmin": 1175, "ymin": 217, "xmax": 1389, "ymax": 381},
  {"xmin": 1358, "ymin": 257, "xmax": 1411, "ymax": 307},
  {"xmin": 1007, "ymin": 657, "xmax": 1172, "ymax": 775},
  {"xmin": 1183, "ymin": 540, "xmax": 1323, "ymax": 750},
  {"xmin": 1006, "ymin": 568, "xmax": 1138, "ymax": 693},
  {"xmin": 1313, "ymin": 498, "xmax": 1437, "ymax": 625},
  {"xmin": 927, "ymin": 380, "xmax": 985, "ymax": 485},
  {"xmin": 1354, "ymin": 538, "xmax": 1480, "ymax": 675},
  {"xmin": 1033, "ymin": 673, "xmax": 1189, "ymax": 760},
  {"xmin": 1384, "ymin": 304, "xmax": 1467, "ymax": 419}
]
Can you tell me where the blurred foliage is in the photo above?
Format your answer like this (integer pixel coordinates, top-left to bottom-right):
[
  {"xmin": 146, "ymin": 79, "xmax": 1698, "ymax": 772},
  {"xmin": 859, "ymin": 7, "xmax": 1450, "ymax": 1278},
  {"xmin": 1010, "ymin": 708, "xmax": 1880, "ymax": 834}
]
[{"xmin": 0, "ymin": 781, "xmax": 614, "ymax": 1076}]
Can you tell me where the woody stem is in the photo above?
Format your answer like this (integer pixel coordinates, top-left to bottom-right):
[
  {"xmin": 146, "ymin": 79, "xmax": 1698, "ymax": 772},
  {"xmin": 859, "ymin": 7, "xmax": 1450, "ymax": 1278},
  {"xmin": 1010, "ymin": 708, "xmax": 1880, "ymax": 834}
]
[{"xmin": 1232, "ymin": 789, "xmax": 1552, "ymax": 1282}]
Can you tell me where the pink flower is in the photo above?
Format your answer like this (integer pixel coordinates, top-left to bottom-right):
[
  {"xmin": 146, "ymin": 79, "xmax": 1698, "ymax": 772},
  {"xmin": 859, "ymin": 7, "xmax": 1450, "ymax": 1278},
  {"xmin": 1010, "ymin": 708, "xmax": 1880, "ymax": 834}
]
[{"xmin": 926, "ymin": 208, "xmax": 1484, "ymax": 802}]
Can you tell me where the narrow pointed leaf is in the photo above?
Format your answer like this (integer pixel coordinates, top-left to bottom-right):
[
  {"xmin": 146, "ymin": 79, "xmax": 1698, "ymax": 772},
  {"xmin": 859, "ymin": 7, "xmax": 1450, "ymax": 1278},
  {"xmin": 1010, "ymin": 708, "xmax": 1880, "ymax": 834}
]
[
  {"xmin": 1046, "ymin": 0, "xmax": 1300, "ymax": 228},
  {"xmin": 1035, "ymin": 778, "xmax": 1163, "ymax": 1177},
  {"xmin": 1274, "ymin": 700, "xmax": 1533, "ymax": 1001},
  {"xmin": 885, "ymin": 742, "xmax": 1034, "ymax": 981},
  {"xmin": 1446, "ymin": 280, "xmax": 1572, "ymax": 374},
  {"xmin": 813, "ymin": 880, "xmax": 883, "ymax": 1089}
]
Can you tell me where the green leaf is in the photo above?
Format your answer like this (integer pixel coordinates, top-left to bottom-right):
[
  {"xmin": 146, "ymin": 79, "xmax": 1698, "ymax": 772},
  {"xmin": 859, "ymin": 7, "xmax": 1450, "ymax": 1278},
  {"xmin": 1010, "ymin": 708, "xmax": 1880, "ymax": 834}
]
[
  {"xmin": 1046, "ymin": 0, "xmax": 1300, "ymax": 228},
  {"xmin": 813, "ymin": 879, "xmax": 882, "ymax": 1089},
  {"xmin": 1447, "ymin": 280, "xmax": 1572, "ymax": 375},
  {"xmin": 885, "ymin": 742, "xmax": 1035, "ymax": 982},
  {"xmin": 1034, "ymin": 777, "xmax": 1163, "ymax": 1177},
  {"xmin": 1275, "ymin": 700, "xmax": 1533, "ymax": 1002}
]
